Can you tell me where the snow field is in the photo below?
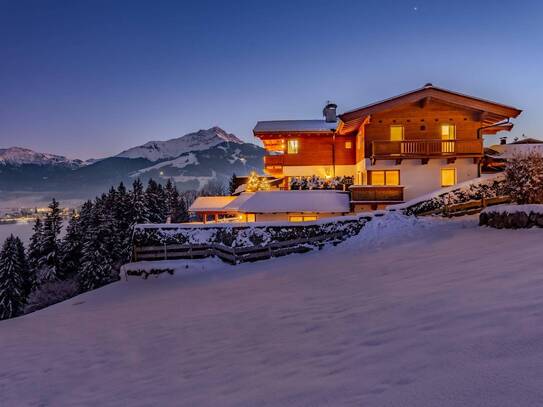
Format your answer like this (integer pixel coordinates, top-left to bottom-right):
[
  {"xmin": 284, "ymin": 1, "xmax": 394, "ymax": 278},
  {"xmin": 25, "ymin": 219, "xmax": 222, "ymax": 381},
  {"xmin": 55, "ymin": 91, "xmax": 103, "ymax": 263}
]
[{"xmin": 2, "ymin": 214, "xmax": 543, "ymax": 406}]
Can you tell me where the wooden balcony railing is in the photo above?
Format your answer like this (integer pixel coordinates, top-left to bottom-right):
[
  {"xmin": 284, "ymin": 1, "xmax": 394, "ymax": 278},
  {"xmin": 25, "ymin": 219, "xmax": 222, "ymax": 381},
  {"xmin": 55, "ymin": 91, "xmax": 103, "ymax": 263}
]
[
  {"xmin": 349, "ymin": 185, "xmax": 404, "ymax": 203},
  {"xmin": 372, "ymin": 139, "xmax": 483, "ymax": 160}
]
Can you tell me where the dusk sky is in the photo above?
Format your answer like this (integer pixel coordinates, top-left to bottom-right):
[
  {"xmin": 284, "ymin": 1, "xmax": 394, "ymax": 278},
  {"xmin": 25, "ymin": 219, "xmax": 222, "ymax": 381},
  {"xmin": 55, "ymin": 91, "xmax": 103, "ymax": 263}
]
[{"xmin": 1, "ymin": 0, "xmax": 541, "ymax": 159}]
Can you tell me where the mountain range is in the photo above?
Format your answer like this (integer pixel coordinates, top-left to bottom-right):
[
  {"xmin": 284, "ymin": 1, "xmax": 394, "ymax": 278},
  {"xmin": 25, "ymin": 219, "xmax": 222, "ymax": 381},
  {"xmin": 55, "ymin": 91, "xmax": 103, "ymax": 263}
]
[{"xmin": 0, "ymin": 127, "xmax": 265, "ymax": 206}]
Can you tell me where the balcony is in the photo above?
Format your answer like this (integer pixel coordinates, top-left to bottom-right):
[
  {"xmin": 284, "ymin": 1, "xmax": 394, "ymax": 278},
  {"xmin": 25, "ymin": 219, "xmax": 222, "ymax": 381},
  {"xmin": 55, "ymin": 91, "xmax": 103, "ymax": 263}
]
[
  {"xmin": 349, "ymin": 185, "xmax": 404, "ymax": 203},
  {"xmin": 371, "ymin": 139, "xmax": 483, "ymax": 163}
]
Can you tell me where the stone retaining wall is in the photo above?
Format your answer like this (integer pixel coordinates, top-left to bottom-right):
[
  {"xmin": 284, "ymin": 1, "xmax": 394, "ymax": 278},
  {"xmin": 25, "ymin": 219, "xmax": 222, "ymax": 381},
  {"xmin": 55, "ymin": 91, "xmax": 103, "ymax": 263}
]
[{"xmin": 480, "ymin": 207, "xmax": 543, "ymax": 229}]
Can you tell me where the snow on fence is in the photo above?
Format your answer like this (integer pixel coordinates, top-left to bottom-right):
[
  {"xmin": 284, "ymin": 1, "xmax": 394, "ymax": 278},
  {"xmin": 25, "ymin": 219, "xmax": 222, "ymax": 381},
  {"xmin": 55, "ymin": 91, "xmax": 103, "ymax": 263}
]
[
  {"xmin": 480, "ymin": 204, "xmax": 543, "ymax": 229},
  {"xmin": 131, "ymin": 214, "xmax": 374, "ymax": 265},
  {"xmin": 391, "ymin": 173, "xmax": 510, "ymax": 216}
]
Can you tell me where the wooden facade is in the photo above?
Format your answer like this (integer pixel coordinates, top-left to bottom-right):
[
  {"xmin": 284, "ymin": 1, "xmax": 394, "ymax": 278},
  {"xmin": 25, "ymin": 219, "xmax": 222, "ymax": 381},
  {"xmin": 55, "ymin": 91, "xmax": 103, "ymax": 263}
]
[{"xmin": 253, "ymin": 84, "xmax": 522, "ymax": 206}]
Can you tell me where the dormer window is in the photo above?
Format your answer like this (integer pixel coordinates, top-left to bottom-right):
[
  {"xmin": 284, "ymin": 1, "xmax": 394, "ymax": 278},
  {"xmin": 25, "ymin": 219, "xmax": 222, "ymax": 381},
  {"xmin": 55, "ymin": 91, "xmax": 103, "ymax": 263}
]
[
  {"xmin": 287, "ymin": 139, "xmax": 299, "ymax": 154},
  {"xmin": 390, "ymin": 125, "xmax": 404, "ymax": 141}
]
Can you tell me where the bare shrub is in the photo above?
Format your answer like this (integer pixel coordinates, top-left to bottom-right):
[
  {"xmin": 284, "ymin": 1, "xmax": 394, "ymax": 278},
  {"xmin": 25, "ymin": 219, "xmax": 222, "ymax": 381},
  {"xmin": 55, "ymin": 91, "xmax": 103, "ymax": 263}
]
[{"xmin": 505, "ymin": 149, "xmax": 543, "ymax": 204}]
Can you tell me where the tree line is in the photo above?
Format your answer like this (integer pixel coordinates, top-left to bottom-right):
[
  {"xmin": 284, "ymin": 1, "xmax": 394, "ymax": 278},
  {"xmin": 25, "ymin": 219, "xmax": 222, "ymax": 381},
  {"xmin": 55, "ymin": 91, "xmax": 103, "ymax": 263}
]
[{"xmin": 0, "ymin": 178, "xmax": 199, "ymax": 320}]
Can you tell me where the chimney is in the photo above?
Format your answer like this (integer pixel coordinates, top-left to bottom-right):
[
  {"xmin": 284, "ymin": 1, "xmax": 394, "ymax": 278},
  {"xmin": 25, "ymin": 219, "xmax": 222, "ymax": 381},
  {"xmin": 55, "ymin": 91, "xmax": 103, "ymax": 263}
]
[
  {"xmin": 499, "ymin": 136, "xmax": 507, "ymax": 145},
  {"xmin": 323, "ymin": 101, "xmax": 337, "ymax": 123}
]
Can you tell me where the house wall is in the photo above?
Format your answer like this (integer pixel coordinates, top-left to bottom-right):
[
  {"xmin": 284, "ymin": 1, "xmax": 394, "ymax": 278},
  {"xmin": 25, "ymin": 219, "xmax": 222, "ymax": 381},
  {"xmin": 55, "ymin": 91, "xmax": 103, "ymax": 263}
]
[
  {"xmin": 282, "ymin": 164, "xmax": 355, "ymax": 178},
  {"xmin": 362, "ymin": 99, "xmax": 483, "ymax": 157},
  {"xmin": 252, "ymin": 212, "xmax": 347, "ymax": 222},
  {"xmin": 365, "ymin": 158, "xmax": 478, "ymax": 201}
]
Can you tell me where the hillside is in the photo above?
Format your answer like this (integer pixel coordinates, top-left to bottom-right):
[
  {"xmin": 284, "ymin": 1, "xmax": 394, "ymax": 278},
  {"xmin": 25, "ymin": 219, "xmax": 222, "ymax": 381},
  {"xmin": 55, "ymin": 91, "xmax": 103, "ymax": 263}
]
[{"xmin": 2, "ymin": 214, "xmax": 543, "ymax": 406}]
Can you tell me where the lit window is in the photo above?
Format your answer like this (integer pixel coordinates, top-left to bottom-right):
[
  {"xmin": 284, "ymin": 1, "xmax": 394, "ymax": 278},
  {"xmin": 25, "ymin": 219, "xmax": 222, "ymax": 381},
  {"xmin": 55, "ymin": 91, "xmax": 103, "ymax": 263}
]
[
  {"xmin": 441, "ymin": 124, "xmax": 456, "ymax": 140},
  {"xmin": 441, "ymin": 168, "xmax": 456, "ymax": 187},
  {"xmin": 345, "ymin": 141, "xmax": 352, "ymax": 149},
  {"xmin": 390, "ymin": 125, "xmax": 404, "ymax": 141},
  {"xmin": 370, "ymin": 171, "xmax": 385, "ymax": 186},
  {"xmin": 369, "ymin": 170, "xmax": 400, "ymax": 186},
  {"xmin": 441, "ymin": 124, "xmax": 455, "ymax": 153},
  {"xmin": 242, "ymin": 213, "xmax": 256, "ymax": 222},
  {"xmin": 289, "ymin": 215, "xmax": 317, "ymax": 222},
  {"xmin": 287, "ymin": 139, "xmax": 299, "ymax": 154}
]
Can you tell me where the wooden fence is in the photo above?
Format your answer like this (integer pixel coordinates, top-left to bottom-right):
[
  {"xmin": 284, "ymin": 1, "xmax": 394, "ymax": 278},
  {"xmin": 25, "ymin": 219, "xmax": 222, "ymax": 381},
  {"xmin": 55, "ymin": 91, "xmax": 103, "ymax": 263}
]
[{"xmin": 418, "ymin": 196, "xmax": 511, "ymax": 217}]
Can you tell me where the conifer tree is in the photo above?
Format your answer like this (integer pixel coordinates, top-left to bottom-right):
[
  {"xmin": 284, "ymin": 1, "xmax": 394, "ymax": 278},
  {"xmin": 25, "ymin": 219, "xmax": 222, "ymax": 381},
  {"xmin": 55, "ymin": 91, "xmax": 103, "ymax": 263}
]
[
  {"xmin": 115, "ymin": 182, "xmax": 134, "ymax": 261},
  {"xmin": 0, "ymin": 235, "xmax": 27, "ymax": 320},
  {"xmin": 58, "ymin": 211, "xmax": 82, "ymax": 280},
  {"xmin": 229, "ymin": 173, "xmax": 237, "ymax": 195},
  {"xmin": 165, "ymin": 179, "xmax": 188, "ymax": 223},
  {"xmin": 131, "ymin": 178, "xmax": 149, "ymax": 224},
  {"xmin": 39, "ymin": 199, "xmax": 63, "ymax": 282},
  {"xmin": 27, "ymin": 218, "xmax": 43, "ymax": 275},
  {"xmin": 78, "ymin": 199, "xmax": 114, "ymax": 291},
  {"xmin": 146, "ymin": 179, "xmax": 168, "ymax": 223}
]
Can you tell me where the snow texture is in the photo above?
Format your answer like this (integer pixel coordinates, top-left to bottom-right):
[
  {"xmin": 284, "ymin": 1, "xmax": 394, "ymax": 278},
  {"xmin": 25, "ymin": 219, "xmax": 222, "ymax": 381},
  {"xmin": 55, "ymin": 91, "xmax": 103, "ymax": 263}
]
[
  {"xmin": 116, "ymin": 127, "xmax": 243, "ymax": 161},
  {"xmin": 0, "ymin": 147, "xmax": 83, "ymax": 167},
  {"xmin": 2, "ymin": 213, "xmax": 543, "ymax": 406},
  {"xmin": 481, "ymin": 203, "xmax": 543, "ymax": 215}
]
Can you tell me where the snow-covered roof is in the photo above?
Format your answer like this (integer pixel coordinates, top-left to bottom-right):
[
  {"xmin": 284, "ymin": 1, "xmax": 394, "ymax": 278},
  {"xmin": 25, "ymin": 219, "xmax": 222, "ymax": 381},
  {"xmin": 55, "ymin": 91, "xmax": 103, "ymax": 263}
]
[
  {"xmin": 188, "ymin": 196, "xmax": 237, "ymax": 212},
  {"xmin": 253, "ymin": 120, "xmax": 337, "ymax": 133},
  {"xmin": 226, "ymin": 190, "xmax": 350, "ymax": 213},
  {"xmin": 487, "ymin": 143, "xmax": 543, "ymax": 159},
  {"xmin": 189, "ymin": 191, "xmax": 350, "ymax": 214}
]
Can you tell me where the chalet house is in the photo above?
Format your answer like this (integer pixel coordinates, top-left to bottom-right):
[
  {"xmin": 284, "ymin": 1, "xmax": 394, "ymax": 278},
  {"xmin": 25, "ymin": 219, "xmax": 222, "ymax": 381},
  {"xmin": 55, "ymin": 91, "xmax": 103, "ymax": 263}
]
[
  {"xmin": 483, "ymin": 137, "xmax": 543, "ymax": 173},
  {"xmin": 254, "ymin": 83, "xmax": 521, "ymax": 210}
]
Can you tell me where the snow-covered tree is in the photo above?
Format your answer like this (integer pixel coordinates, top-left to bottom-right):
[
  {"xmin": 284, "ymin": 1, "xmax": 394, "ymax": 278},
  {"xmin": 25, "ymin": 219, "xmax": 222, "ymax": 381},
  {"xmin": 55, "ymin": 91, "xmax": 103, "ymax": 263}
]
[
  {"xmin": 27, "ymin": 218, "xmax": 43, "ymax": 278},
  {"xmin": 146, "ymin": 179, "xmax": 168, "ymax": 223},
  {"xmin": 505, "ymin": 150, "xmax": 543, "ymax": 204},
  {"xmin": 165, "ymin": 179, "xmax": 188, "ymax": 223},
  {"xmin": 58, "ymin": 211, "xmax": 83, "ymax": 280},
  {"xmin": 131, "ymin": 179, "xmax": 150, "ymax": 224},
  {"xmin": 38, "ymin": 199, "xmax": 63, "ymax": 283},
  {"xmin": 78, "ymin": 199, "xmax": 115, "ymax": 291},
  {"xmin": 0, "ymin": 235, "xmax": 27, "ymax": 319}
]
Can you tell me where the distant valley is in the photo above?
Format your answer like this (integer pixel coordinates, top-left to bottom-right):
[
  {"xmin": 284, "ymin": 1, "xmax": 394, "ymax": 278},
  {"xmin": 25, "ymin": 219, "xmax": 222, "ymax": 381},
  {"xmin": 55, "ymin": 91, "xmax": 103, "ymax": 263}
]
[{"xmin": 0, "ymin": 127, "xmax": 264, "ymax": 207}]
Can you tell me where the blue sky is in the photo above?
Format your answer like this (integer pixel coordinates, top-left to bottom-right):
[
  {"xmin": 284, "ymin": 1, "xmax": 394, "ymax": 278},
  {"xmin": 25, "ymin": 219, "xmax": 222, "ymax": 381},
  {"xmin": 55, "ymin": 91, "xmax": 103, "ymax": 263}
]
[{"xmin": 0, "ymin": 0, "xmax": 541, "ymax": 159}]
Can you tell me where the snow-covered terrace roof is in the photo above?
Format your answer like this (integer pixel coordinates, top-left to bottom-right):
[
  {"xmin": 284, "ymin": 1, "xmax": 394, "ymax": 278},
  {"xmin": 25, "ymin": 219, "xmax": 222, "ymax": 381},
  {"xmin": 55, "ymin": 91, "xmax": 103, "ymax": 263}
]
[
  {"xmin": 487, "ymin": 143, "xmax": 543, "ymax": 159},
  {"xmin": 188, "ymin": 196, "xmax": 237, "ymax": 212},
  {"xmin": 226, "ymin": 191, "xmax": 350, "ymax": 213},
  {"xmin": 189, "ymin": 191, "xmax": 350, "ymax": 214},
  {"xmin": 253, "ymin": 120, "xmax": 337, "ymax": 133}
]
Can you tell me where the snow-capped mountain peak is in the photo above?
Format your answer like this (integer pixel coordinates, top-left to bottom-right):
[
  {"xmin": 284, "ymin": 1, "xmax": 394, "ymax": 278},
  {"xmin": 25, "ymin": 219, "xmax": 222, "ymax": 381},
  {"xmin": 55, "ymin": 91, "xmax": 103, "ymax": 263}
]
[
  {"xmin": 115, "ymin": 127, "xmax": 244, "ymax": 161},
  {"xmin": 0, "ymin": 147, "xmax": 83, "ymax": 167}
]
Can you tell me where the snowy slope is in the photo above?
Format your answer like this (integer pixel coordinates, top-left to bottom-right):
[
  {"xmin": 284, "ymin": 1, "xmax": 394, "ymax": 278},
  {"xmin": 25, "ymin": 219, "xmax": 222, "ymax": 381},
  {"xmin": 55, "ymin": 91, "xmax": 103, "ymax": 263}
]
[
  {"xmin": 0, "ymin": 147, "xmax": 83, "ymax": 167},
  {"xmin": 2, "ymin": 215, "xmax": 543, "ymax": 406},
  {"xmin": 116, "ymin": 127, "xmax": 244, "ymax": 161}
]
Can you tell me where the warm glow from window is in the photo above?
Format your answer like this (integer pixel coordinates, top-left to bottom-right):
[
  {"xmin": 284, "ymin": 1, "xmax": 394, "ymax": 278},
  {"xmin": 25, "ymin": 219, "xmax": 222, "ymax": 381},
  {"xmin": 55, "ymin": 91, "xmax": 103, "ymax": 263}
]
[
  {"xmin": 287, "ymin": 139, "xmax": 299, "ymax": 154},
  {"xmin": 289, "ymin": 215, "xmax": 317, "ymax": 222},
  {"xmin": 369, "ymin": 170, "xmax": 400, "ymax": 186},
  {"xmin": 441, "ymin": 124, "xmax": 456, "ymax": 140},
  {"xmin": 441, "ymin": 168, "xmax": 456, "ymax": 187},
  {"xmin": 370, "ymin": 171, "xmax": 385, "ymax": 186},
  {"xmin": 390, "ymin": 125, "xmax": 404, "ymax": 141},
  {"xmin": 345, "ymin": 141, "xmax": 352, "ymax": 149}
]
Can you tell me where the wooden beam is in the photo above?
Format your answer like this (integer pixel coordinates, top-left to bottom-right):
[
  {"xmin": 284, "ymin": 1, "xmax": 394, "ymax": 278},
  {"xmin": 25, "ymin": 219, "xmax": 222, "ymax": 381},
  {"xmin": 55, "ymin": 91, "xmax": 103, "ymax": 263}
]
[
  {"xmin": 421, "ymin": 158, "xmax": 429, "ymax": 165},
  {"xmin": 447, "ymin": 157, "xmax": 456, "ymax": 164},
  {"xmin": 395, "ymin": 158, "xmax": 402, "ymax": 165},
  {"xmin": 419, "ymin": 97, "xmax": 430, "ymax": 109}
]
